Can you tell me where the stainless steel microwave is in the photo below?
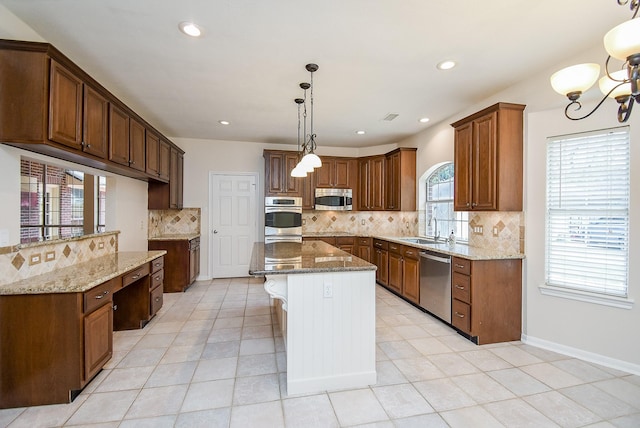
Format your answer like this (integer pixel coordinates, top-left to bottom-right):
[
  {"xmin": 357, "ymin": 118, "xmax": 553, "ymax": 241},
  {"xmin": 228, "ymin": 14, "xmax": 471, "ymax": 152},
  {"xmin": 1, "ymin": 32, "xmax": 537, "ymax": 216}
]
[{"xmin": 314, "ymin": 188, "xmax": 352, "ymax": 211}]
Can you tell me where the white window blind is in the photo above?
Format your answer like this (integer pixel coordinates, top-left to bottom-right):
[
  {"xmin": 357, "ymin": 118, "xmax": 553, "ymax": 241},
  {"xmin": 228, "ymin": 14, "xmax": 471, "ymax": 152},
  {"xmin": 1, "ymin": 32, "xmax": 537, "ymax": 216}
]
[{"xmin": 546, "ymin": 127, "xmax": 630, "ymax": 297}]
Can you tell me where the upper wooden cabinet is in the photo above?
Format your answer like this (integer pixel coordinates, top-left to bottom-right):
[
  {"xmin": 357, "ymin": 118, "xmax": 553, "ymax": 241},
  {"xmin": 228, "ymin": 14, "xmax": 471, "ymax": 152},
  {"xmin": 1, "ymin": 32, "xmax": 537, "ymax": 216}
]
[
  {"xmin": 264, "ymin": 150, "xmax": 302, "ymax": 196},
  {"xmin": 148, "ymin": 146, "xmax": 185, "ymax": 209},
  {"xmin": 146, "ymin": 131, "xmax": 160, "ymax": 177},
  {"xmin": 314, "ymin": 157, "xmax": 355, "ymax": 189},
  {"xmin": 158, "ymin": 139, "xmax": 171, "ymax": 181},
  {"xmin": 451, "ymin": 102, "xmax": 525, "ymax": 211},
  {"xmin": 385, "ymin": 148, "xmax": 416, "ymax": 211},
  {"xmin": 358, "ymin": 155, "xmax": 385, "ymax": 211},
  {"xmin": 0, "ymin": 39, "xmax": 182, "ymax": 182}
]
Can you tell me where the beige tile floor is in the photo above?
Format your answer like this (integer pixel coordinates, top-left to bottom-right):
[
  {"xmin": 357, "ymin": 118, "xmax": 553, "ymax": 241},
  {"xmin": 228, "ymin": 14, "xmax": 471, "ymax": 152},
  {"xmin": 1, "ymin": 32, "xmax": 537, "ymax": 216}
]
[{"xmin": 2, "ymin": 277, "xmax": 640, "ymax": 427}]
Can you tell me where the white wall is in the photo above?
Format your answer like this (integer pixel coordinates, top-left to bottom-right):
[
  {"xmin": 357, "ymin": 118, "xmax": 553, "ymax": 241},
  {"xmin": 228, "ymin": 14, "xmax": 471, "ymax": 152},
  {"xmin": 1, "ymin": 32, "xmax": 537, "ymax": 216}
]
[{"xmin": 0, "ymin": 146, "xmax": 21, "ymax": 245}]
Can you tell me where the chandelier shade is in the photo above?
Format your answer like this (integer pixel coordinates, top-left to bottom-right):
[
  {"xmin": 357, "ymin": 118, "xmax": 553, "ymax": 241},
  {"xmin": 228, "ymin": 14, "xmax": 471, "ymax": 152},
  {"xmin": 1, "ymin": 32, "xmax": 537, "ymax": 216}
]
[
  {"xmin": 550, "ymin": 63, "xmax": 600, "ymax": 97},
  {"xmin": 604, "ymin": 18, "xmax": 640, "ymax": 60},
  {"xmin": 599, "ymin": 69, "xmax": 632, "ymax": 98}
]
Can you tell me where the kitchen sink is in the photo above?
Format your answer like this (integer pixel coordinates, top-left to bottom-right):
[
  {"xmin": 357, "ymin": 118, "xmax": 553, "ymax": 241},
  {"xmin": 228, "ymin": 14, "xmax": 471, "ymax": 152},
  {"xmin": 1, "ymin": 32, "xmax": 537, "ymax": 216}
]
[{"xmin": 399, "ymin": 237, "xmax": 440, "ymax": 245}]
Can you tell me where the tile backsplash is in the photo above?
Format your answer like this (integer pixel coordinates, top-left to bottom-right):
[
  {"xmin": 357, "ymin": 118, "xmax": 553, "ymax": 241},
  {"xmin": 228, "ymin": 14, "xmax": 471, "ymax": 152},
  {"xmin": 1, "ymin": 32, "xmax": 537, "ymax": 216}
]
[
  {"xmin": 0, "ymin": 231, "xmax": 119, "ymax": 286},
  {"xmin": 148, "ymin": 208, "xmax": 201, "ymax": 238}
]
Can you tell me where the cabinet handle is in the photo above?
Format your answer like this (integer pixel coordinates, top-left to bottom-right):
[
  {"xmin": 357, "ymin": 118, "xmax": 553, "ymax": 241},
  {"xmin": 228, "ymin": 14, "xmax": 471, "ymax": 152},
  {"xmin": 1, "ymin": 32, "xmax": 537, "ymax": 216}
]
[
  {"xmin": 455, "ymin": 264, "xmax": 465, "ymax": 269},
  {"xmin": 86, "ymin": 144, "xmax": 91, "ymax": 148},
  {"xmin": 471, "ymin": 202, "xmax": 477, "ymax": 207},
  {"xmin": 466, "ymin": 203, "xmax": 470, "ymax": 207},
  {"xmin": 132, "ymin": 274, "xmax": 140, "ymax": 280},
  {"xmin": 113, "ymin": 304, "xmax": 118, "ymax": 311},
  {"xmin": 454, "ymin": 312, "xmax": 465, "ymax": 318},
  {"xmin": 406, "ymin": 251, "xmax": 414, "ymax": 255},
  {"xmin": 95, "ymin": 294, "xmax": 103, "ymax": 300},
  {"xmin": 455, "ymin": 284, "xmax": 465, "ymax": 290},
  {"xmin": 155, "ymin": 262, "xmax": 161, "ymax": 267},
  {"xmin": 155, "ymin": 297, "xmax": 161, "ymax": 302}
]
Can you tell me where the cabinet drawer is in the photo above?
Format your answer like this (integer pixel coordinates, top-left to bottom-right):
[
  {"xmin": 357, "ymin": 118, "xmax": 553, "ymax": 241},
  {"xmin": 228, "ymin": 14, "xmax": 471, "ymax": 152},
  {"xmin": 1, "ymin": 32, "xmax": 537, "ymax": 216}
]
[
  {"xmin": 357, "ymin": 237, "xmax": 371, "ymax": 246},
  {"xmin": 388, "ymin": 242, "xmax": 401, "ymax": 253},
  {"xmin": 452, "ymin": 272, "xmax": 471, "ymax": 303},
  {"xmin": 373, "ymin": 239, "xmax": 388, "ymax": 250},
  {"xmin": 84, "ymin": 279, "xmax": 115, "ymax": 314},
  {"xmin": 336, "ymin": 236, "xmax": 355, "ymax": 245},
  {"xmin": 150, "ymin": 268, "xmax": 164, "ymax": 290},
  {"xmin": 122, "ymin": 263, "xmax": 150, "ymax": 288},
  {"xmin": 151, "ymin": 256, "xmax": 164, "ymax": 273},
  {"xmin": 452, "ymin": 257, "xmax": 471, "ymax": 275},
  {"xmin": 402, "ymin": 246, "xmax": 419, "ymax": 260},
  {"xmin": 150, "ymin": 284, "xmax": 163, "ymax": 317},
  {"xmin": 452, "ymin": 299, "xmax": 471, "ymax": 333}
]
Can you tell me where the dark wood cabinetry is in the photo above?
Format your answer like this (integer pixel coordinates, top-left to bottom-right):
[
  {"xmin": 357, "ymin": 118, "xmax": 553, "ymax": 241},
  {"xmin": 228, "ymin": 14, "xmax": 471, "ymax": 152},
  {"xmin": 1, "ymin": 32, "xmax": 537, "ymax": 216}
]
[
  {"xmin": 356, "ymin": 237, "xmax": 372, "ymax": 263},
  {"xmin": 451, "ymin": 102, "xmax": 525, "ymax": 211},
  {"xmin": 83, "ymin": 300, "xmax": 113, "ymax": 381},
  {"xmin": 336, "ymin": 236, "xmax": 355, "ymax": 254},
  {"xmin": 48, "ymin": 60, "xmax": 83, "ymax": 150},
  {"xmin": 264, "ymin": 150, "xmax": 301, "ymax": 196},
  {"xmin": 129, "ymin": 117, "xmax": 146, "ymax": 172},
  {"xmin": 402, "ymin": 246, "xmax": 420, "ymax": 304},
  {"xmin": 451, "ymin": 256, "xmax": 522, "ymax": 344},
  {"xmin": 358, "ymin": 156, "xmax": 385, "ymax": 210},
  {"xmin": 373, "ymin": 239, "xmax": 389, "ymax": 286},
  {"xmin": 148, "ymin": 237, "xmax": 200, "ymax": 292},
  {"xmin": 108, "ymin": 103, "xmax": 130, "ymax": 166},
  {"xmin": 388, "ymin": 242, "xmax": 403, "ymax": 294},
  {"xmin": 82, "ymin": 85, "xmax": 109, "ymax": 158},
  {"xmin": 315, "ymin": 157, "xmax": 355, "ymax": 189},
  {"xmin": 385, "ymin": 148, "xmax": 416, "ymax": 211},
  {"xmin": 148, "ymin": 146, "xmax": 185, "ymax": 209}
]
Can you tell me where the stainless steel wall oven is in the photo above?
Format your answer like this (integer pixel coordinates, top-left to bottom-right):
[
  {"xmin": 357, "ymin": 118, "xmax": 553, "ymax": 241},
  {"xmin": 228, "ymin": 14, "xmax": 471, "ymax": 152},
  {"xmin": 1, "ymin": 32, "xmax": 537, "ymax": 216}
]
[{"xmin": 264, "ymin": 196, "xmax": 302, "ymax": 243}]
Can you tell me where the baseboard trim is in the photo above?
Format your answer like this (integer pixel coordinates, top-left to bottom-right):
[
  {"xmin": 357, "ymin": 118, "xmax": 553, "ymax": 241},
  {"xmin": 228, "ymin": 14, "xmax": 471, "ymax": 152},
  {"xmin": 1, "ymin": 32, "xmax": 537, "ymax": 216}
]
[{"xmin": 522, "ymin": 334, "xmax": 640, "ymax": 376}]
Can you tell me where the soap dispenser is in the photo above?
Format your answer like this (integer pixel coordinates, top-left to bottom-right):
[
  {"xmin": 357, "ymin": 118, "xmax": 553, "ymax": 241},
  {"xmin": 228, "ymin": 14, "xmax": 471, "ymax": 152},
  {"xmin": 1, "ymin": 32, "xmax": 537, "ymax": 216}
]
[{"xmin": 448, "ymin": 230, "xmax": 456, "ymax": 246}]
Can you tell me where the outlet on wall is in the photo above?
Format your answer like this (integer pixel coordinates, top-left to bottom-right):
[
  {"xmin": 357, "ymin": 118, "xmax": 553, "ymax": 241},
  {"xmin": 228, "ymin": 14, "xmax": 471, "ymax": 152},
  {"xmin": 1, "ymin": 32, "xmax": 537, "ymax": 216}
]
[{"xmin": 323, "ymin": 283, "xmax": 333, "ymax": 298}]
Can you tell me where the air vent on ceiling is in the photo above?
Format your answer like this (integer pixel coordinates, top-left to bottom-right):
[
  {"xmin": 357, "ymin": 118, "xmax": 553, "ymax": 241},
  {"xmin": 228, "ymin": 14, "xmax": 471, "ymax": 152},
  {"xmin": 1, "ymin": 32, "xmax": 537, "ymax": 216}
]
[{"xmin": 383, "ymin": 113, "xmax": 399, "ymax": 121}]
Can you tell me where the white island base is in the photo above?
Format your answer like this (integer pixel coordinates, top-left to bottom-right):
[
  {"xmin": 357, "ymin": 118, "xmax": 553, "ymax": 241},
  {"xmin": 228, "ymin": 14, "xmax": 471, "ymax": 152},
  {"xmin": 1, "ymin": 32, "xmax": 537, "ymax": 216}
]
[{"xmin": 264, "ymin": 270, "xmax": 377, "ymax": 395}]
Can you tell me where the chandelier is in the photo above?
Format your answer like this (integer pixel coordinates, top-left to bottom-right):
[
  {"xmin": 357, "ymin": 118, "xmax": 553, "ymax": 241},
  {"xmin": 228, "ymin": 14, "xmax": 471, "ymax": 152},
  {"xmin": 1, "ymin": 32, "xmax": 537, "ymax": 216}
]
[
  {"xmin": 550, "ymin": 0, "xmax": 640, "ymax": 122},
  {"xmin": 291, "ymin": 64, "xmax": 322, "ymax": 177}
]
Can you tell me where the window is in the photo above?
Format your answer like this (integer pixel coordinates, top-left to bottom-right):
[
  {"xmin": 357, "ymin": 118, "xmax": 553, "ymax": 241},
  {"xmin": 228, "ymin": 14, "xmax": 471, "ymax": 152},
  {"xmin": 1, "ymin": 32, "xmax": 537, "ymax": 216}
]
[
  {"xmin": 425, "ymin": 162, "xmax": 468, "ymax": 242},
  {"xmin": 20, "ymin": 159, "xmax": 107, "ymax": 243},
  {"xmin": 545, "ymin": 127, "xmax": 630, "ymax": 299}
]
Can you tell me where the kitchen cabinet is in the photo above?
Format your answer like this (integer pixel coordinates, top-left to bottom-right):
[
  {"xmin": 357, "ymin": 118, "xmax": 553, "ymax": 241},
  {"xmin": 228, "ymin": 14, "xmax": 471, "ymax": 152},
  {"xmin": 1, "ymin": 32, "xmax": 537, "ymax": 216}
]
[
  {"xmin": 402, "ymin": 246, "xmax": 420, "ymax": 304},
  {"xmin": 158, "ymin": 139, "xmax": 171, "ymax": 181},
  {"xmin": 148, "ymin": 237, "xmax": 200, "ymax": 292},
  {"xmin": 373, "ymin": 239, "xmax": 389, "ymax": 286},
  {"xmin": 0, "ymin": 254, "xmax": 163, "ymax": 409},
  {"xmin": 385, "ymin": 148, "xmax": 417, "ymax": 211},
  {"xmin": 358, "ymin": 155, "xmax": 385, "ymax": 210},
  {"xmin": 301, "ymin": 171, "xmax": 315, "ymax": 210},
  {"xmin": 336, "ymin": 236, "xmax": 355, "ymax": 254},
  {"xmin": 314, "ymin": 157, "xmax": 356, "ymax": 189},
  {"xmin": 0, "ymin": 39, "xmax": 183, "ymax": 183},
  {"xmin": 148, "ymin": 146, "xmax": 185, "ymax": 209},
  {"xmin": 264, "ymin": 149, "xmax": 301, "ymax": 196},
  {"xmin": 356, "ymin": 237, "xmax": 372, "ymax": 263},
  {"xmin": 145, "ymin": 130, "xmax": 161, "ymax": 178},
  {"xmin": 451, "ymin": 102, "xmax": 525, "ymax": 211},
  {"xmin": 451, "ymin": 256, "xmax": 522, "ymax": 344},
  {"xmin": 388, "ymin": 242, "xmax": 403, "ymax": 294}
]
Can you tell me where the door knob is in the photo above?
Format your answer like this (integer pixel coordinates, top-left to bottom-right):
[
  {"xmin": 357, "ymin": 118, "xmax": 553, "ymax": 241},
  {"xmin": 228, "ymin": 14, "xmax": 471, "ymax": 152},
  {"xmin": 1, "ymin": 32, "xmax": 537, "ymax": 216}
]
[{"xmin": 213, "ymin": 230, "xmax": 218, "ymax": 234}]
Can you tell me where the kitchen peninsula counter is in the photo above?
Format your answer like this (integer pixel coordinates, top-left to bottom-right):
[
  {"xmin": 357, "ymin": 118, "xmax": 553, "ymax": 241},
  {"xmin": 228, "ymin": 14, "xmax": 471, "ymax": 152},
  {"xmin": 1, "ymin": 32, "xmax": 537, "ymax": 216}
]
[{"xmin": 249, "ymin": 240, "xmax": 377, "ymax": 395}]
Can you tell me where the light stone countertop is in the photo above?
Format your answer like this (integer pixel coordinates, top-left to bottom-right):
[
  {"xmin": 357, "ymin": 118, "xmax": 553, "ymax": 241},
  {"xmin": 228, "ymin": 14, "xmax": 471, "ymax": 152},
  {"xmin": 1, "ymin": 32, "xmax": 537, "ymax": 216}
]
[
  {"xmin": 148, "ymin": 233, "xmax": 200, "ymax": 241},
  {"xmin": 249, "ymin": 241, "xmax": 376, "ymax": 276},
  {"xmin": 379, "ymin": 236, "xmax": 525, "ymax": 260},
  {"xmin": 0, "ymin": 251, "xmax": 166, "ymax": 295}
]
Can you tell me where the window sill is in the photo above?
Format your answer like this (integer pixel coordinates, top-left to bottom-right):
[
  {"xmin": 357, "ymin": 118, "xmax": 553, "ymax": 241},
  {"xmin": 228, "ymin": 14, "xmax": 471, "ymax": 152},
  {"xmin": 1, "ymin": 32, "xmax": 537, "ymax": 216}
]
[{"xmin": 539, "ymin": 284, "xmax": 634, "ymax": 309}]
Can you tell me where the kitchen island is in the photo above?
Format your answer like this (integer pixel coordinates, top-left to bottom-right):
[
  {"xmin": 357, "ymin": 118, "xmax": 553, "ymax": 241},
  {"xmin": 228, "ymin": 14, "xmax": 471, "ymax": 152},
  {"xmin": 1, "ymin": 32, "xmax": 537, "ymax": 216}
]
[{"xmin": 249, "ymin": 240, "xmax": 377, "ymax": 395}]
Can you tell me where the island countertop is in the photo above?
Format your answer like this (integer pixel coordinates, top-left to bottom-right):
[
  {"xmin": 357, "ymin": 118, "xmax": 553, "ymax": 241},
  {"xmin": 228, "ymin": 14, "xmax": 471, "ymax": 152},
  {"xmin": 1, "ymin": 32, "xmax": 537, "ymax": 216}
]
[
  {"xmin": 249, "ymin": 241, "xmax": 376, "ymax": 276},
  {"xmin": 0, "ymin": 251, "xmax": 167, "ymax": 295}
]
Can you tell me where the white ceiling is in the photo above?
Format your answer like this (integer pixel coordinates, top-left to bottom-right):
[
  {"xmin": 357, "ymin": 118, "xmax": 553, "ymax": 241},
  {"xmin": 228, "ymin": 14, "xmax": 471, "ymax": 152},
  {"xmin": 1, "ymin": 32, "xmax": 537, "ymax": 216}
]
[{"xmin": 0, "ymin": 0, "xmax": 630, "ymax": 147}]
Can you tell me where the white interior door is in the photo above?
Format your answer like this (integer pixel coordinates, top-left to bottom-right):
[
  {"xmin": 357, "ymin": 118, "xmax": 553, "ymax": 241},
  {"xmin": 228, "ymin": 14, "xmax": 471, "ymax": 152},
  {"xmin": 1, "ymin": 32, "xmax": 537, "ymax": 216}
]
[{"xmin": 209, "ymin": 173, "xmax": 258, "ymax": 278}]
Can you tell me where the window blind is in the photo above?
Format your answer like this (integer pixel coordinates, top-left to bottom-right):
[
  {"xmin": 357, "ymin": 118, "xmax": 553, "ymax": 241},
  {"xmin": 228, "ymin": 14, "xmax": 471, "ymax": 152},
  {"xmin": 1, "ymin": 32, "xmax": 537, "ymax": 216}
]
[{"xmin": 546, "ymin": 127, "xmax": 630, "ymax": 297}]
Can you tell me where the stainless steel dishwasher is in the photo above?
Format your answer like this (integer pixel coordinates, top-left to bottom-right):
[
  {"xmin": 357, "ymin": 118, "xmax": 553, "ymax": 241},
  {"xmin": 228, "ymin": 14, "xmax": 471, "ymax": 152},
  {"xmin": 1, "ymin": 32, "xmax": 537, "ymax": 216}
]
[{"xmin": 419, "ymin": 250, "xmax": 451, "ymax": 323}]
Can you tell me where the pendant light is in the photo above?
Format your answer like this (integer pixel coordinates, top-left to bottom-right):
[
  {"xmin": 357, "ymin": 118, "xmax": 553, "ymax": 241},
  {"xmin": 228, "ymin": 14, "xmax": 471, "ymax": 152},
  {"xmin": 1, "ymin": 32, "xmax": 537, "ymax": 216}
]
[
  {"xmin": 291, "ymin": 64, "xmax": 322, "ymax": 176},
  {"xmin": 291, "ymin": 98, "xmax": 308, "ymax": 177}
]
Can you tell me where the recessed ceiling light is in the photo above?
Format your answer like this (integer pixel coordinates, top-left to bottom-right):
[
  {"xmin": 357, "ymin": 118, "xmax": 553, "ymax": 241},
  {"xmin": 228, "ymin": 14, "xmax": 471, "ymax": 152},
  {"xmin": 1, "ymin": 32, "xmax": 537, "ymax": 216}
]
[
  {"xmin": 355, "ymin": 130, "xmax": 366, "ymax": 135},
  {"xmin": 179, "ymin": 21, "xmax": 202, "ymax": 37},
  {"xmin": 218, "ymin": 120, "xmax": 230, "ymax": 125},
  {"xmin": 436, "ymin": 60, "xmax": 456, "ymax": 70},
  {"xmin": 419, "ymin": 117, "xmax": 430, "ymax": 123}
]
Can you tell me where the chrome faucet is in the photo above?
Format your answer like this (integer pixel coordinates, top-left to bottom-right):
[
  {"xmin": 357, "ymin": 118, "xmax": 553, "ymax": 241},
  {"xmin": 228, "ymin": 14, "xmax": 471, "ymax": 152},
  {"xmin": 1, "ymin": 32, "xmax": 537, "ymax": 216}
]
[{"xmin": 429, "ymin": 216, "xmax": 440, "ymax": 242}]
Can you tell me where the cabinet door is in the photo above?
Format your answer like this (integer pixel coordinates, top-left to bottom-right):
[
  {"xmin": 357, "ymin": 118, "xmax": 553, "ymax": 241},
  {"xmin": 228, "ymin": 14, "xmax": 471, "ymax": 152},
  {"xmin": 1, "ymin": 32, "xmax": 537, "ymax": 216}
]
[
  {"xmin": 358, "ymin": 159, "xmax": 370, "ymax": 210},
  {"xmin": 176, "ymin": 152, "xmax": 184, "ymax": 208},
  {"xmin": 314, "ymin": 158, "xmax": 333, "ymax": 188},
  {"xmin": 357, "ymin": 245, "xmax": 371, "ymax": 263},
  {"xmin": 374, "ymin": 249, "xmax": 388, "ymax": 285},
  {"xmin": 370, "ymin": 156, "xmax": 385, "ymax": 210},
  {"xmin": 109, "ymin": 104, "xmax": 130, "ymax": 166},
  {"xmin": 334, "ymin": 158, "xmax": 351, "ymax": 188},
  {"xmin": 150, "ymin": 284, "xmax": 163, "ymax": 317},
  {"xmin": 385, "ymin": 151, "xmax": 400, "ymax": 210},
  {"xmin": 301, "ymin": 172, "xmax": 315, "ymax": 210},
  {"xmin": 158, "ymin": 139, "xmax": 171, "ymax": 181},
  {"xmin": 284, "ymin": 152, "xmax": 301, "ymax": 194},
  {"xmin": 82, "ymin": 85, "xmax": 109, "ymax": 158},
  {"xmin": 146, "ymin": 131, "xmax": 160, "ymax": 177},
  {"xmin": 129, "ymin": 117, "xmax": 146, "ymax": 172},
  {"xmin": 454, "ymin": 122, "xmax": 473, "ymax": 211},
  {"xmin": 472, "ymin": 112, "xmax": 498, "ymax": 210},
  {"xmin": 266, "ymin": 152, "xmax": 284, "ymax": 194},
  {"xmin": 49, "ymin": 60, "xmax": 83, "ymax": 149},
  {"xmin": 338, "ymin": 244, "xmax": 354, "ymax": 254},
  {"xmin": 83, "ymin": 302, "xmax": 113, "ymax": 382},
  {"xmin": 403, "ymin": 257, "xmax": 420, "ymax": 304},
  {"xmin": 388, "ymin": 252, "xmax": 403, "ymax": 294}
]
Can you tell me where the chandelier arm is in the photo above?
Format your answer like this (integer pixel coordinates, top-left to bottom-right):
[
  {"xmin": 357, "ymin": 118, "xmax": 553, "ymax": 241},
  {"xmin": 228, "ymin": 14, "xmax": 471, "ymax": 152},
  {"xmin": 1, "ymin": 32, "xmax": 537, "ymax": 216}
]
[
  {"xmin": 618, "ymin": 97, "xmax": 635, "ymax": 122},
  {"xmin": 564, "ymin": 82, "xmax": 627, "ymax": 121}
]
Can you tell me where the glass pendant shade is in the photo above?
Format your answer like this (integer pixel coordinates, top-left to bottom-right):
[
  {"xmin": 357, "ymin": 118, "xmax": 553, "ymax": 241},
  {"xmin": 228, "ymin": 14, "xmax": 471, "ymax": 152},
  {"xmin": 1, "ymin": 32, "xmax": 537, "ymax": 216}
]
[
  {"xmin": 290, "ymin": 164, "xmax": 307, "ymax": 177},
  {"xmin": 604, "ymin": 18, "xmax": 640, "ymax": 61},
  {"xmin": 300, "ymin": 152, "xmax": 322, "ymax": 168},
  {"xmin": 550, "ymin": 63, "xmax": 601, "ymax": 96},
  {"xmin": 599, "ymin": 69, "xmax": 632, "ymax": 99},
  {"xmin": 302, "ymin": 161, "xmax": 315, "ymax": 173}
]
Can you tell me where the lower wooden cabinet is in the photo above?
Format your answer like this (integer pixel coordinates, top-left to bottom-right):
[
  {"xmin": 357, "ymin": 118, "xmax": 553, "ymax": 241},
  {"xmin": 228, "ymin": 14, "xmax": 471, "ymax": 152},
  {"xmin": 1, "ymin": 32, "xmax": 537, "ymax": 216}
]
[
  {"xmin": 83, "ymin": 301, "xmax": 113, "ymax": 381},
  {"xmin": 373, "ymin": 239, "xmax": 389, "ymax": 286},
  {"xmin": 356, "ymin": 237, "xmax": 372, "ymax": 263},
  {"xmin": 402, "ymin": 247, "xmax": 420, "ymax": 304},
  {"xmin": 336, "ymin": 236, "xmax": 355, "ymax": 254},
  {"xmin": 388, "ymin": 243, "xmax": 403, "ymax": 294},
  {"xmin": 149, "ymin": 237, "xmax": 200, "ymax": 292}
]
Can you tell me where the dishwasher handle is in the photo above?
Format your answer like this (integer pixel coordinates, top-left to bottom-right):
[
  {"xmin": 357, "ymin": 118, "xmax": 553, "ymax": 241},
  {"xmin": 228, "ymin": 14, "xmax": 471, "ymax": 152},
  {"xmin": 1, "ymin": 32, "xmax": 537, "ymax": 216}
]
[{"xmin": 419, "ymin": 251, "xmax": 451, "ymax": 264}]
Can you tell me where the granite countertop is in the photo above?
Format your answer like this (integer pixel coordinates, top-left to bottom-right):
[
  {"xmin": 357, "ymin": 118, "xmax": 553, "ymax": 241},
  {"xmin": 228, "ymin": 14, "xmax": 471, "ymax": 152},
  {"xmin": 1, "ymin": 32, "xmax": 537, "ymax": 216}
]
[
  {"xmin": 302, "ymin": 232, "xmax": 356, "ymax": 238},
  {"xmin": 0, "ymin": 251, "xmax": 166, "ymax": 295},
  {"xmin": 378, "ymin": 236, "xmax": 525, "ymax": 260},
  {"xmin": 249, "ymin": 241, "xmax": 376, "ymax": 276},
  {"xmin": 148, "ymin": 233, "xmax": 200, "ymax": 241}
]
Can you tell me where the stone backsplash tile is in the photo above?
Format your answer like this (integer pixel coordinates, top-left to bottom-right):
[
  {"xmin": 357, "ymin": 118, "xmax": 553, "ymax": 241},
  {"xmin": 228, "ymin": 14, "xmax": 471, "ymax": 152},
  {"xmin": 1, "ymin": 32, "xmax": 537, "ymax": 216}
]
[
  {"xmin": 149, "ymin": 208, "xmax": 201, "ymax": 237},
  {"xmin": 467, "ymin": 211, "xmax": 524, "ymax": 255},
  {"xmin": 302, "ymin": 211, "xmax": 419, "ymax": 236},
  {"xmin": 0, "ymin": 232, "xmax": 119, "ymax": 286}
]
